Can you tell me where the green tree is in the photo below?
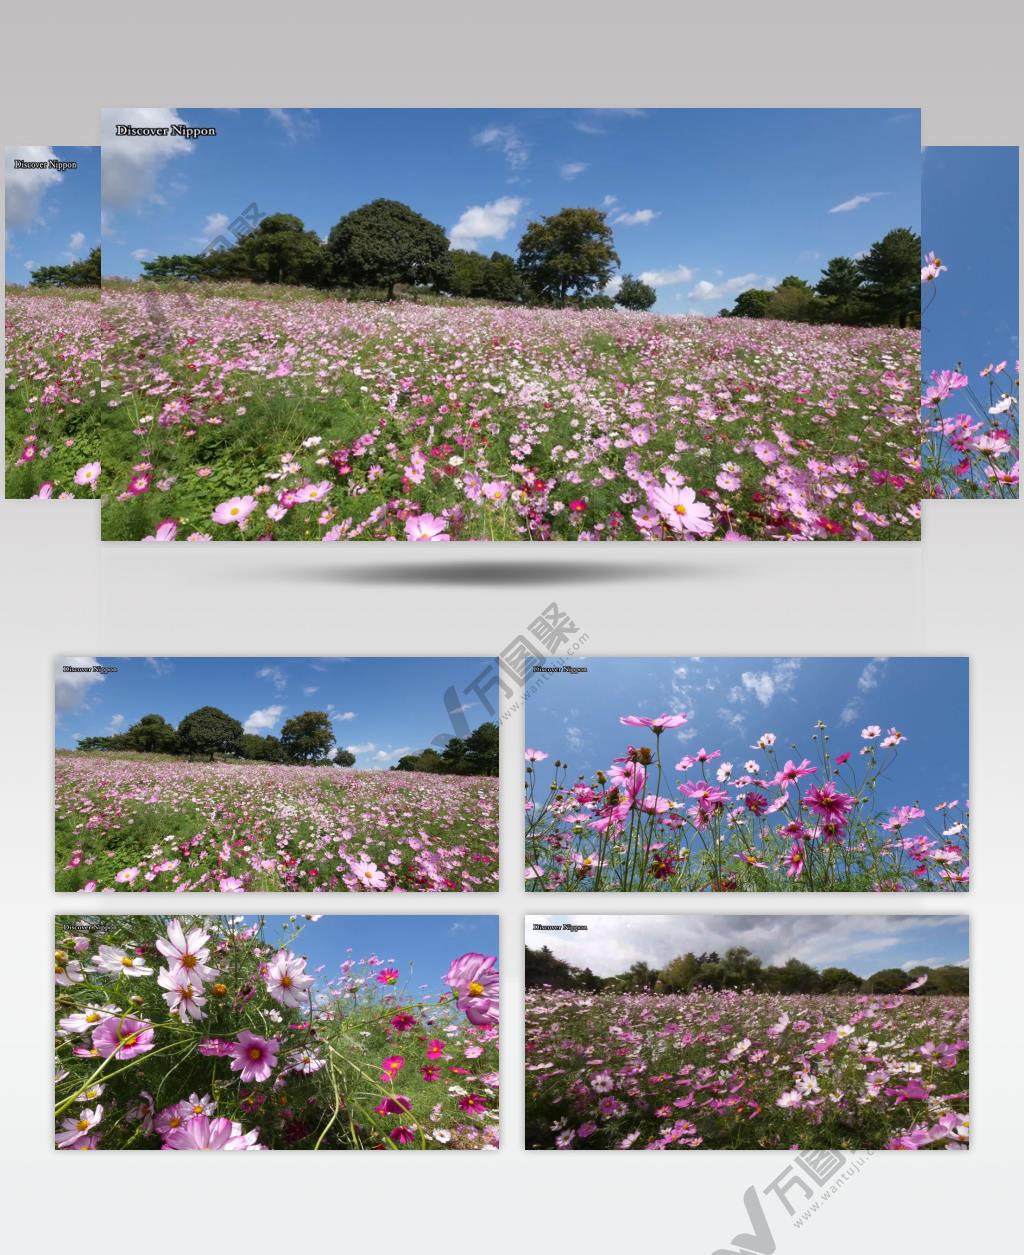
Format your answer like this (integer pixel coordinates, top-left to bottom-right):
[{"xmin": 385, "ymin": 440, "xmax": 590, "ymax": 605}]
[
  {"xmin": 819, "ymin": 966, "xmax": 863, "ymax": 994},
  {"xmin": 334, "ymin": 748, "xmax": 356, "ymax": 767},
  {"xmin": 728, "ymin": 288, "xmax": 773, "ymax": 318},
  {"xmin": 123, "ymin": 713, "xmax": 178, "ymax": 754},
  {"xmin": 861, "ymin": 967, "xmax": 908, "ymax": 995},
  {"xmin": 815, "ymin": 256, "xmax": 865, "ymax": 323},
  {"xmin": 517, "ymin": 207, "xmax": 620, "ymax": 306},
  {"xmin": 658, "ymin": 953, "xmax": 700, "ymax": 993},
  {"xmin": 614, "ymin": 274, "xmax": 657, "ymax": 312},
  {"xmin": 279, "ymin": 710, "xmax": 336, "ymax": 763},
  {"xmin": 325, "ymin": 199, "xmax": 451, "ymax": 299},
  {"xmin": 448, "ymin": 248, "xmax": 490, "ymax": 297},
  {"xmin": 483, "ymin": 251, "xmax": 525, "ymax": 303},
  {"xmin": 462, "ymin": 722, "xmax": 500, "ymax": 776},
  {"xmin": 177, "ymin": 706, "xmax": 243, "ymax": 760},
  {"xmin": 857, "ymin": 227, "xmax": 921, "ymax": 328},
  {"xmin": 766, "ymin": 283, "xmax": 822, "ymax": 323},
  {"xmin": 29, "ymin": 245, "xmax": 101, "ymax": 288},
  {"xmin": 234, "ymin": 213, "xmax": 325, "ymax": 285}
]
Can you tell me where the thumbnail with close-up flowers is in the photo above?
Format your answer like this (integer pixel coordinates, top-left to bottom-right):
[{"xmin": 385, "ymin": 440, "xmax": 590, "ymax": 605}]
[
  {"xmin": 55, "ymin": 914, "xmax": 499, "ymax": 1150},
  {"xmin": 525, "ymin": 656, "xmax": 968, "ymax": 891}
]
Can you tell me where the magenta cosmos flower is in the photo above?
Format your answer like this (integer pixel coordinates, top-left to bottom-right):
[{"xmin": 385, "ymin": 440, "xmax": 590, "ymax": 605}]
[
  {"xmin": 619, "ymin": 712, "xmax": 687, "ymax": 731},
  {"xmin": 802, "ymin": 781, "xmax": 856, "ymax": 822},
  {"xmin": 229, "ymin": 1030, "xmax": 280, "ymax": 1083},
  {"xmin": 647, "ymin": 482, "xmax": 714, "ymax": 535},
  {"xmin": 163, "ymin": 1115, "xmax": 262, "ymax": 1150},
  {"xmin": 74, "ymin": 461, "xmax": 101, "ymax": 488},
  {"xmin": 92, "ymin": 1015, "xmax": 155, "ymax": 1060},
  {"xmin": 444, "ymin": 952, "xmax": 499, "ymax": 1027}
]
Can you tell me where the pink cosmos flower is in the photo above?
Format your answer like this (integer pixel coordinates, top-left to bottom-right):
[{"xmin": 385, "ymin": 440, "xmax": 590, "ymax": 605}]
[
  {"xmin": 142, "ymin": 518, "xmax": 179, "ymax": 542},
  {"xmin": 92, "ymin": 1016, "xmax": 155, "ymax": 1060},
  {"xmin": 156, "ymin": 920, "xmax": 218, "ymax": 985},
  {"xmin": 74, "ymin": 462, "xmax": 101, "ymax": 488},
  {"xmin": 350, "ymin": 859, "xmax": 387, "ymax": 890},
  {"xmin": 619, "ymin": 712, "xmax": 687, "ymax": 731},
  {"xmin": 265, "ymin": 948, "xmax": 315, "ymax": 1008},
  {"xmin": 405, "ymin": 512, "xmax": 451, "ymax": 542},
  {"xmin": 163, "ymin": 1115, "xmax": 262, "ymax": 1150},
  {"xmin": 389, "ymin": 1125, "xmax": 417, "ymax": 1145},
  {"xmin": 525, "ymin": 748, "xmax": 549, "ymax": 762},
  {"xmin": 374, "ymin": 1094, "xmax": 412, "ymax": 1116},
  {"xmin": 229, "ymin": 1030, "xmax": 280, "ymax": 1083},
  {"xmin": 211, "ymin": 495, "xmax": 258, "ymax": 526},
  {"xmin": 56, "ymin": 1104, "xmax": 103, "ymax": 1148},
  {"xmin": 647, "ymin": 481, "xmax": 714, "ymax": 535},
  {"xmin": 376, "ymin": 968, "xmax": 400, "ymax": 986},
  {"xmin": 772, "ymin": 758, "xmax": 816, "ymax": 787},
  {"xmin": 158, "ymin": 967, "xmax": 208, "ymax": 1021},
  {"xmin": 783, "ymin": 843, "xmax": 805, "ymax": 879},
  {"xmin": 802, "ymin": 782, "xmax": 856, "ymax": 822},
  {"xmin": 444, "ymin": 952, "xmax": 499, "ymax": 1027}
]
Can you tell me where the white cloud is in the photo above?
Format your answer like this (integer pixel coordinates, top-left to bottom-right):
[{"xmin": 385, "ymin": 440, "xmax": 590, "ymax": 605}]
[
  {"xmin": 55, "ymin": 657, "xmax": 106, "ymax": 713},
  {"xmin": 24, "ymin": 260, "xmax": 36, "ymax": 272},
  {"xmin": 687, "ymin": 273, "xmax": 765, "ymax": 302},
  {"xmin": 101, "ymin": 108, "xmax": 193, "ymax": 217},
  {"xmin": 449, "ymin": 196, "xmax": 524, "ymax": 252},
  {"xmin": 331, "ymin": 711, "xmax": 356, "ymax": 722},
  {"xmin": 639, "ymin": 264, "xmax": 694, "ymax": 288},
  {"xmin": 5, "ymin": 147, "xmax": 63, "ymax": 237},
  {"xmin": 144, "ymin": 657, "xmax": 172, "ymax": 676},
  {"xmin": 268, "ymin": 108, "xmax": 316, "ymax": 142},
  {"xmin": 131, "ymin": 247, "xmax": 154, "ymax": 262},
  {"xmin": 574, "ymin": 122, "xmax": 605, "ymax": 135},
  {"xmin": 828, "ymin": 191, "xmax": 886, "ymax": 214},
  {"xmin": 346, "ymin": 741, "xmax": 377, "ymax": 755},
  {"xmin": 66, "ymin": 231, "xmax": 86, "ymax": 257},
  {"xmin": 601, "ymin": 194, "xmax": 618, "ymax": 208},
  {"xmin": 527, "ymin": 914, "xmax": 965, "ymax": 979},
  {"xmin": 108, "ymin": 714, "xmax": 125, "ymax": 733},
  {"xmin": 612, "ymin": 208, "xmax": 659, "ymax": 226},
  {"xmin": 303, "ymin": 686, "xmax": 319, "ymax": 696},
  {"xmin": 449, "ymin": 702, "xmax": 479, "ymax": 716},
  {"xmin": 839, "ymin": 658, "xmax": 888, "ymax": 724},
  {"xmin": 256, "ymin": 665, "xmax": 287, "ymax": 692},
  {"xmin": 194, "ymin": 211, "xmax": 230, "ymax": 245},
  {"xmin": 243, "ymin": 705, "xmax": 284, "ymax": 734},
  {"xmin": 565, "ymin": 725, "xmax": 583, "ymax": 751},
  {"xmin": 473, "ymin": 126, "xmax": 528, "ymax": 170},
  {"xmin": 560, "ymin": 162, "xmax": 588, "ymax": 180},
  {"xmin": 604, "ymin": 274, "xmax": 623, "ymax": 298},
  {"xmin": 737, "ymin": 658, "xmax": 802, "ymax": 707}
]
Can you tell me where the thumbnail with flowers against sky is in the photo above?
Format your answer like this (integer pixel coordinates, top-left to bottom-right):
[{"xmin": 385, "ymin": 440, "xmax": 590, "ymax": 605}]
[
  {"xmin": 525, "ymin": 656, "xmax": 968, "ymax": 892},
  {"xmin": 55, "ymin": 655, "xmax": 500, "ymax": 893},
  {"xmin": 525, "ymin": 913, "xmax": 968, "ymax": 1150},
  {"xmin": 5, "ymin": 109, "xmax": 935, "ymax": 540},
  {"xmin": 54, "ymin": 913, "xmax": 499, "ymax": 1150}
]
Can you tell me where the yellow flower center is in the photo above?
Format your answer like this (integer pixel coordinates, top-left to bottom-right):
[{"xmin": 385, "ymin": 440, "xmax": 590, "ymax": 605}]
[
  {"xmin": 468, "ymin": 981, "xmax": 485, "ymax": 997},
  {"xmin": 76, "ymin": 1118, "xmax": 90, "ymax": 1131},
  {"xmin": 230, "ymin": 507, "xmax": 240, "ymax": 516},
  {"xmin": 249, "ymin": 1047, "xmax": 262, "ymax": 1060},
  {"xmin": 121, "ymin": 956, "xmax": 135, "ymax": 968},
  {"xmin": 181, "ymin": 953, "xmax": 197, "ymax": 969},
  {"xmin": 281, "ymin": 975, "xmax": 293, "ymax": 988},
  {"xmin": 674, "ymin": 503, "xmax": 688, "ymax": 515},
  {"xmin": 86, "ymin": 1012, "xmax": 100, "ymax": 1023}
]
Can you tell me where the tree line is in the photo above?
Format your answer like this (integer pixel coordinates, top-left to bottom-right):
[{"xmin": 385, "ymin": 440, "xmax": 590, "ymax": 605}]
[
  {"xmin": 137, "ymin": 199, "xmax": 920, "ymax": 328},
  {"xmin": 391, "ymin": 722, "xmax": 499, "ymax": 777},
  {"xmin": 721, "ymin": 228, "xmax": 921, "ymax": 328},
  {"xmin": 140, "ymin": 201, "xmax": 654, "ymax": 309},
  {"xmin": 26, "ymin": 246, "xmax": 101, "ymax": 289},
  {"xmin": 73, "ymin": 706, "xmax": 499, "ymax": 775},
  {"xmin": 525, "ymin": 944, "xmax": 968, "ymax": 997}
]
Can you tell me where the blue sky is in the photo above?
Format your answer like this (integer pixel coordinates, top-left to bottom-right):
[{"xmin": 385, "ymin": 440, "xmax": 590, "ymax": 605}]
[
  {"xmin": 248, "ymin": 914, "xmax": 498, "ymax": 998},
  {"xmin": 526, "ymin": 914, "xmax": 969, "ymax": 978},
  {"xmin": 55, "ymin": 655, "xmax": 496, "ymax": 766},
  {"xmin": 5, "ymin": 145, "xmax": 99, "ymax": 278},
  {"xmin": 101, "ymin": 108, "xmax": 920, "ymax": 311},
  {"xmin": 526, "ymin": 656, "xmax": 968, "ymax": 813},
  {"xmin": 922, "ymin": 146, "xmax": 1019, "ymax": 377}
]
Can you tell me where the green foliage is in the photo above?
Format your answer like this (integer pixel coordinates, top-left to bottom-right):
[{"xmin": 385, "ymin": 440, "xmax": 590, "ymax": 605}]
[
  {"xmin": 326, "ymin": 198, "xmax": 451, "ymax": 299},
  {"xmin": 333, "ymin": 747, "xmax": 356, "ymax": 767},
  {"xmin": 176, "ymin": 706, "xmax": 244, "ymax": 760},
  {"xmin": 526, "ymin": 946, "xmax": 960, "ymax": 997},
  {"xmin": 29, "ymin": 245, "xmax": 101, "ymax": 288},
  {"xmin": 517, "ymin": 207, "xmax": 620, "ymax": 306},
  {"xmin": 615, "ymin": 274, "xmax": 657, "ymax": 311},
  {"xmin": 857, "ymin": 227, "xmax": 921, "ymax": 328},
  {"xmin": 766, "ymin": 283, "xmax": 823, "ymax": 323},
  {"xmin": 483, "ymin": 251, "xmax": 525, "ymax": 303},
  {"xmin": 728, "ymin": 288, "xmax": 773, "ymax": 318},
  {"xmin": 816, "ymin": 255, "xmax": 866, "ymax": 324},
  {"xmin": 279, "ymin": 710, "xmax": 336, "ymax": 763},
  {"xmin": 123, "ymin": 714, "xmax": 179, "ymax": 755},
  {"xmin": 233, "ymin": 213, "xmax": 326, "ymax": 286},
  {"xmin": 392, "ymin": 722, "xmax": 499, "ymax": 777}
]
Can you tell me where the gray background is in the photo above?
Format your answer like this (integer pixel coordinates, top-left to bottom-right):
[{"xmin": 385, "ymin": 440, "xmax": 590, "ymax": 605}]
[{"xmin": 2, "ymin": 1, "xmax": 1021, "ymax": 1250}]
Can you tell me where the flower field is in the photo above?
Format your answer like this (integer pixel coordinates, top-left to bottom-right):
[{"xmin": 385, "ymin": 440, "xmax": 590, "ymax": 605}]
[
  {"xmin": 7, "ymin": 286, "xmax": 924, "ymax": 540},
  {"xmin": 525, "ymin": 987, "xmax": 968, "ymax": 1150},
  {"xmin": 55, "ymin": 753, "xmax": 499, "ymax": 892},
  {"xmin": 525, "ymin": 714, "xmax": 968, "ymax": 891},
  {"xmin": 55, "ymin": 916, "xmax": 499, "ymax": 1149}
]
